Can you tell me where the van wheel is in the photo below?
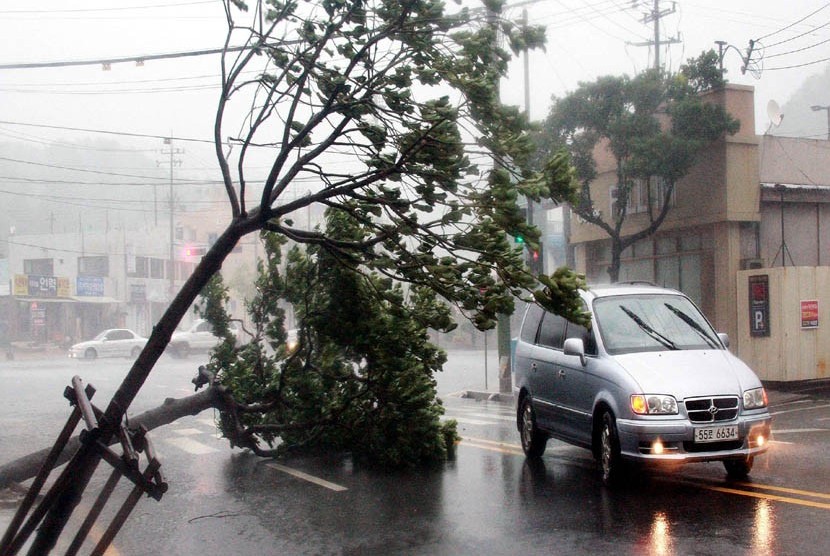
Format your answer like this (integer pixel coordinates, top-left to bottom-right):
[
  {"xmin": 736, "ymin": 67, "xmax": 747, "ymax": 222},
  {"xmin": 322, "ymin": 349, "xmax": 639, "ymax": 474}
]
[
  {"xmin": 599, "ymin": 411, "xmax": 623, "ymax": 486},
  {"xmin": 723, "ymin": 457, "xmax": 753, "ymax": 479},
  {"xmin": 519, "ymin": 397, "xmax": 547, "ymax": 458}
]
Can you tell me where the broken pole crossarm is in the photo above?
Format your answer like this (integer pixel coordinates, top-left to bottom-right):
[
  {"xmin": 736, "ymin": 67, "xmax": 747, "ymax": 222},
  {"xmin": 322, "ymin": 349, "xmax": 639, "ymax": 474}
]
[
  {"xmin": 72, "ymin": 375, "xmax": 99, "ymax": 431},
  {"xmin": 118, "ymin": 423, "xmax": 139, "ymax": 467}
]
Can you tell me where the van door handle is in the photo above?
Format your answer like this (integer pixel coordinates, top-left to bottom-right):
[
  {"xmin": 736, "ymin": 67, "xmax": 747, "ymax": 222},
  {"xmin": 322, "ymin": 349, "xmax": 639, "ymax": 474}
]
[
  {"xmin": 557, "ymin": 369, "xmax": 566, "ymax": 379},
  {"xmin": 531, "ymin": 362, "xmax": 537, "ymax": 372}
]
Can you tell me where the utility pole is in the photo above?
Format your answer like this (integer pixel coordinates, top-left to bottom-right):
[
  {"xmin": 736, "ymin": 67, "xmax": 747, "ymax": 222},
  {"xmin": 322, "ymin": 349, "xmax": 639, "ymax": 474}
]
[
  {"xmin": 158, "ymin": 137, "xmax": 183, "ymax": 298},
  {"xmin": 627, "ymin": 0, "xmax": 680, "ymax": 70}
]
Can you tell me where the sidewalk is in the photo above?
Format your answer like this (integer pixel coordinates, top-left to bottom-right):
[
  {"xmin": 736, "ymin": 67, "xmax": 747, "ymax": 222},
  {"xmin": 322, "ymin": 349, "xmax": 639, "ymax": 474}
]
[{"xmin": 3, "ymin": 342, "xmax": 68, "ymax": 361}]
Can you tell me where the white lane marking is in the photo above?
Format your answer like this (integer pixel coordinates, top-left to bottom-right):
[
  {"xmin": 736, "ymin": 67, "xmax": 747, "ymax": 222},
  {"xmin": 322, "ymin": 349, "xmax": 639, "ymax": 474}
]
[
  {"xmin": 173, "ymin": 428, "xmax": 204, "ymax": 436},
  {"xmin": 773, "ymin": 399, "xmax": 812, "ymax": 407},
  {"xmin": 772, "ymin": 428, "xmax": 829, "ymax": 434},
  {"xmin": 266, "ymin": 463, "xmax": 348, "ymax": 492},
  {"xmin": 771, "ymin": 403, "xmax": 830, "ymax": 416},
  {"xmin": 164, "ymin": 437, "xmax": 220, "ymax": 455}
]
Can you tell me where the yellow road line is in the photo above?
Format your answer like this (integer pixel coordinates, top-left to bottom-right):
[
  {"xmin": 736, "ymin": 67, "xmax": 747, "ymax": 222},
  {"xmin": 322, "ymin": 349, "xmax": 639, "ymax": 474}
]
[
  {"xmin": 702, "ymin": 485, "xmax": 830, "ymax": 510},
  {"xmin": 733, "ymin": 482, "xmax": 830, "ymax": 500},
  {"xmin": 460, "ymin": 436, "xmax": 521, "ymax": 449},
  {"xmin": 459, "ymin": 438, "xmax": 523, "ymax": 455},
  {"xmin": 461, "ymin": 436, "xmax": 830, "ymax": 510}
]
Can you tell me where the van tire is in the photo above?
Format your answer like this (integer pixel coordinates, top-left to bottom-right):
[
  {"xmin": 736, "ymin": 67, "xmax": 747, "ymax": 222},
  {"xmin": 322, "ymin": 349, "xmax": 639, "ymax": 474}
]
[
  {"xmin": 599, "ymin": 411, "xmax": 623, "ymax": 486},
  {"xmin": 519, "ymin": 396, "xmax": 547, "ymax": 459},
  {"xmin": 723, "ymin": 457, "xmax": 753, "ymax": 479}
]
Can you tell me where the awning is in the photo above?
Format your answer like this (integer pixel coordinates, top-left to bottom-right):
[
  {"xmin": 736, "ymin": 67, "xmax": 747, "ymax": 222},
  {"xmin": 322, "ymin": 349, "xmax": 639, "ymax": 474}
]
[
  {"xmin": 70, "ymin": 296, "xmax": 121, "ymax": 304},
  {"xmin": 13, "ymin": 296, "xmax": 76, "ymax": 304}
]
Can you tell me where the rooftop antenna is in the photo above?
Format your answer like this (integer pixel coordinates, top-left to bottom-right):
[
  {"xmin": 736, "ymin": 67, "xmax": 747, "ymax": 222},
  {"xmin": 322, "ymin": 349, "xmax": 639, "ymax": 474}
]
[
  {"xmin": 766, "ymin": 99, "xmax": 783, "ymax": 134},
  {"xmin": 771, "ymin": 183, "xmax": 795, "ymax": 267}
]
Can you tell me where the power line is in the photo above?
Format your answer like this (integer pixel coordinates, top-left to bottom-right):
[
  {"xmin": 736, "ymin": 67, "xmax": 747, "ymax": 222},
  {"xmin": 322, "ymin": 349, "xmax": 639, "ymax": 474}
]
[
  {"xmin": 762, "ymin": 18, "xmax": 830, "ymax": 49},
  {"xmin": 0, "ymin": 156, "xmax": 175, "ymax": 181},
  {"xmin": 0, "ymin": 120, "xmax": 215, "ymax": 144},
  {"xmin": 0, "ymin": 45, "xmax": 249, "ymax": 70},
  {"xmin": 764, "ymin": 55, "xmax": 830, "ymax": 70},
  {"xmin": 0, "ymin": 1, "xmax": 218, "ymax": 15},
  {"xmin": 754, "ymin": 1, "xmax": 830, "ymax": 42}
]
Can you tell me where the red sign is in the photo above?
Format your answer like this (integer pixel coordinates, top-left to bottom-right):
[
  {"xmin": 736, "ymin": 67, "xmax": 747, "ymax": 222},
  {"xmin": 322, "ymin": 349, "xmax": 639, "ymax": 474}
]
[
  {"xmin": 748, "ymin": 275, "xmax": 770, "ymax": 337},
  {"xmin": 801, "ymin": 300, "xmax": 819, "ymax": 329}
]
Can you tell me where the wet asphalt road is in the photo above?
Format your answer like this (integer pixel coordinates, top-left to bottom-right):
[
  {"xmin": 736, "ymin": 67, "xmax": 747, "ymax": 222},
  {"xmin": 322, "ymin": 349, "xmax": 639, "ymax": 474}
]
[{"xmin": 1, "ymin": 350, "xmax": 829, "ymax": 555}]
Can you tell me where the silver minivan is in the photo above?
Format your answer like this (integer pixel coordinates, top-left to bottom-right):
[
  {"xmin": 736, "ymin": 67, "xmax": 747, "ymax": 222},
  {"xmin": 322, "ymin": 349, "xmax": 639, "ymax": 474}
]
[{"xmin": 513, "ymin": 283, "xmax": 772, "ymax": 485}]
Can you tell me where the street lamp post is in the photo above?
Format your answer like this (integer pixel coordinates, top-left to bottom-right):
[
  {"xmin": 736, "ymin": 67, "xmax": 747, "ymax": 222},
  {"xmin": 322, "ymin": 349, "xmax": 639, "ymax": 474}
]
[{"xmin": 810, "ymin": 105, "xmax": 830, "ymax": 140}]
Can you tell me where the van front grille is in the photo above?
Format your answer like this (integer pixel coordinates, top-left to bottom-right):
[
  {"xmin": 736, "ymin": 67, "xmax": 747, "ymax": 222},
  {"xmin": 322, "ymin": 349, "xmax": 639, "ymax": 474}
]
[{"xmin": 684, "ymin": 396, "xmax": 739, "ymax": 423}]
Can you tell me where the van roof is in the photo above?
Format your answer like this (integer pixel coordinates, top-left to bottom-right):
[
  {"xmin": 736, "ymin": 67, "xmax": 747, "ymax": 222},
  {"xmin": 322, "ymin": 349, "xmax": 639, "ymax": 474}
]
[{"xmin": 584, "ymin": 282, "xmax": 683, "ymax": 300}]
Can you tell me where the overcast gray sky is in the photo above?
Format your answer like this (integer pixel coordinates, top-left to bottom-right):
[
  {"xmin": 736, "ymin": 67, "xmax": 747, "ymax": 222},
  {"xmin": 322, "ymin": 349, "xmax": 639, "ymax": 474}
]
[{"xmin": 1, "ymin": 1, "xmax": 829, "ymax": 159}]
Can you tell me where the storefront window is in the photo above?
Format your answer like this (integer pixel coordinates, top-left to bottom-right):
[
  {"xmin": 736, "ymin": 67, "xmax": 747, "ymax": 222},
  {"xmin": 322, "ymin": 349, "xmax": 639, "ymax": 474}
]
[
  {"xmin": 150, "ymin": 258, "xmax": 165, "ymax": 279},
  {"xmin": 78, "ymin": 256, "xmax": 109, "ymax": 277},
  {"xmin": 128, "ymin": 257, "xmax": 148, "ymax": 278},
  {"xmin": 24, "ymin": 258, "xmax": 53, "ymax": 276}
]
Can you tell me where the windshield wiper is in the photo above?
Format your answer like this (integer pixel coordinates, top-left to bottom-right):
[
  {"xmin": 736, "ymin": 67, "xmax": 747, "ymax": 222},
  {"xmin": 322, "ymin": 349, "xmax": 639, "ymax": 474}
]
[
  {"xmin": 663, "ymin": 303, "xmax": 720, "ymax": 349},
  {"xmin": 619, "ymin": 305, "xmax": 679, "ymax": 350}
]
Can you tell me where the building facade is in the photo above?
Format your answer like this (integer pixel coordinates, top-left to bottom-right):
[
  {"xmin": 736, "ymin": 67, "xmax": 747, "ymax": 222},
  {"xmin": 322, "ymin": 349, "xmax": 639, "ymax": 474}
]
[
  {"xmin": 1, "ymin": 226, "xmax": 201, "ymax": 347},
  {"xmin": 569, "ymin": 84, "xmax": 761, "ymax": 341}
]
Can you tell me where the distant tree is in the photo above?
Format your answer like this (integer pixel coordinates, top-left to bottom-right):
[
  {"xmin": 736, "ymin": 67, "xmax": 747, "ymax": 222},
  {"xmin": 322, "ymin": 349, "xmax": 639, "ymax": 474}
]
[
  {"xmin": 25, "ymin": 1, "xmax": 589, "ymax": 549},
  {"xmin": 538, "ymin": 55, "xmax": 739, "ymax": 282},
  {"xmin": 680, "ymin": 49, "xmax": 727, "ymax": 93}
]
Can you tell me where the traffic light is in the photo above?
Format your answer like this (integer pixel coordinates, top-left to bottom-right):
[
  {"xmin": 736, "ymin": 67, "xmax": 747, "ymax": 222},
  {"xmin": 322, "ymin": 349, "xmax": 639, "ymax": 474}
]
[
  {"xmin": 528, "ymin": 248, "xmax": 543, "ymax": 275},
  {"xmin": 514, "ymin": 234, "xmax": 525, "ymax": 244},
  {"xmin": 184, "ymin": 246, "xmax": 207, "ymax": 257}
]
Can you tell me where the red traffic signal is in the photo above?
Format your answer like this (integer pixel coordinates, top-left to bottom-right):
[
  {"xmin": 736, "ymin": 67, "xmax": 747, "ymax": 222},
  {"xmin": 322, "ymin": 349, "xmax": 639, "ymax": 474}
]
[{"xmin": 184, "ymin": 246, "xmax": 206, "ymax": 257}]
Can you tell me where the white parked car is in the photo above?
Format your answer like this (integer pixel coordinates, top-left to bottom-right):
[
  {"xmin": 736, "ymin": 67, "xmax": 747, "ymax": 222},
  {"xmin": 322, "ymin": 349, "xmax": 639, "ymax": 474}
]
[
  {"xmin": 69, "ymin": 329, "xmax": 147, "ymax": 360},
  {"xmin": 168, "ymin": 319, "xmax": 238, "ymax": 358}
]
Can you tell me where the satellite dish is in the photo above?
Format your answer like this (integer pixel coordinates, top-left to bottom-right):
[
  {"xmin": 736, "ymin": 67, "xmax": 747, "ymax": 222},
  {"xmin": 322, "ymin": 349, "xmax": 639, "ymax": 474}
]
[{"xmin": 767, "ymin": 100, "xmax": 784, "ymax": 127}]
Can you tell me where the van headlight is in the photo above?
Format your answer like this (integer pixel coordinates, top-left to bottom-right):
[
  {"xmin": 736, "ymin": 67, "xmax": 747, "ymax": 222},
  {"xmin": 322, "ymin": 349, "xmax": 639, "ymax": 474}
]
[
  {"xmin": 743, "ymin": 387, "xmax": 768, "ymax": 409},
  {"xmin": 631, "ymin": 394, "xmax": 678, "ymax": 415}
]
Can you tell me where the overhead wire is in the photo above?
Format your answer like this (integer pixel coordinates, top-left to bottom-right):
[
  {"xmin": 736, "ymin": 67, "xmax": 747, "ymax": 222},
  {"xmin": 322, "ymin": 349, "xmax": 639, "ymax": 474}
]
[
  {"xmin": 0, "ymin": 1, "xmax": 219, "ymax": 15},
  {"xmin": 753, "ymin": 1, "xmax": 830, "ymax": 42}
]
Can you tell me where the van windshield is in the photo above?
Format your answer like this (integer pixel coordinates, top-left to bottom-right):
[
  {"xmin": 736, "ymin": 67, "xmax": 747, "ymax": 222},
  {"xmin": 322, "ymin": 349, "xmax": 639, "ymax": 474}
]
[{"xmin": 593, "ymin": 294, "xmax": 722, "ymax": 355}]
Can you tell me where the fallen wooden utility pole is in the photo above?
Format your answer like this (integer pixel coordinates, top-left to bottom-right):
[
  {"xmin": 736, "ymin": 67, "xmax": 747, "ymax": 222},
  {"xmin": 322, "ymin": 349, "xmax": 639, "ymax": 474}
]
[{"xmin": 0, "ymin": 386, "xmax": 220, "ymax": 492}]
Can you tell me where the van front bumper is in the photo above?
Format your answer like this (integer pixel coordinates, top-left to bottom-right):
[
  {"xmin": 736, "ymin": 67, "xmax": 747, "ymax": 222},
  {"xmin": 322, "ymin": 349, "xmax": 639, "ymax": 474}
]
[{"xmin": 615, "ymin": 412, "xmax": 772, "ymax": 464}]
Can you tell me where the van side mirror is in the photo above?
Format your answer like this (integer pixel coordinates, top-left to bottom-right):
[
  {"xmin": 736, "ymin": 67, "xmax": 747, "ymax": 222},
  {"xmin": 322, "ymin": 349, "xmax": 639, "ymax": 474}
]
[
  {"xmin": 563, "ymin": 338, "xmax": 586, "ymax": 366},
  {"xmin": 717, "ymin": 333, "xmax": 730, "ymax": 349}
]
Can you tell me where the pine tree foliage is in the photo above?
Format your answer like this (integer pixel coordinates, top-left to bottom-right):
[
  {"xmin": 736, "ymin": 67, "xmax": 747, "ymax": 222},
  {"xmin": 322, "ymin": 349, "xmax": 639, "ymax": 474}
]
[{"xmin": 203, "ymin": 211, "xmax": 459, "ymax": 468}]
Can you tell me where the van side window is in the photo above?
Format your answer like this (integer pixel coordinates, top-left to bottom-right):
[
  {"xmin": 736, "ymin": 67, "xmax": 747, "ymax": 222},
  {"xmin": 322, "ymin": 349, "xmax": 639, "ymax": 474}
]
[
  {"xmin": 565, "ymin": 322, "xmax": 598, "ymax": 356},
  {"xmin": 538, "ymin": 313, "xmax": 567, "ymax": 350},
  {"xmin": 520, "ymin": 304, "xmax": 545, "ymax": 343}
]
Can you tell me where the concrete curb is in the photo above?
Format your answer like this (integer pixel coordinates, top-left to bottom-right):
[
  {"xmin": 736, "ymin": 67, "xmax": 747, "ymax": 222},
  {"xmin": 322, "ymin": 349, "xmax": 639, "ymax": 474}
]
[{"xmin": 455, "ymin": 390, "xmax": 514, "ymax": 404}]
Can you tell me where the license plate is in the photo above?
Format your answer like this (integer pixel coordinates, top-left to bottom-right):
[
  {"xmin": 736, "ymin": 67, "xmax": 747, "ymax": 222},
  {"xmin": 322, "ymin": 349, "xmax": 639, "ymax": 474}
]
[{"xmin": 694, "ymin": 425, "xmax": 739, "ymax": 443}]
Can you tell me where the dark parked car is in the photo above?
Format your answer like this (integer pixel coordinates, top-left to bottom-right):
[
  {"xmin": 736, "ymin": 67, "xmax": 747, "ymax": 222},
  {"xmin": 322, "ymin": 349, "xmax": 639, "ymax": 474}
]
[{"xmin": 513, "ymin": 283, "xmax": 772, "ymax": 485}]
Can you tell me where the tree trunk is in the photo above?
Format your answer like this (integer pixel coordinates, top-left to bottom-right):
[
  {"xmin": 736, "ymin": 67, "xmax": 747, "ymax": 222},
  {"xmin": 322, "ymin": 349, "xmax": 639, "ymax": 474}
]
[{"xmin": 608, "ymin": 237, "xmax": 622, "ymax": 283}]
